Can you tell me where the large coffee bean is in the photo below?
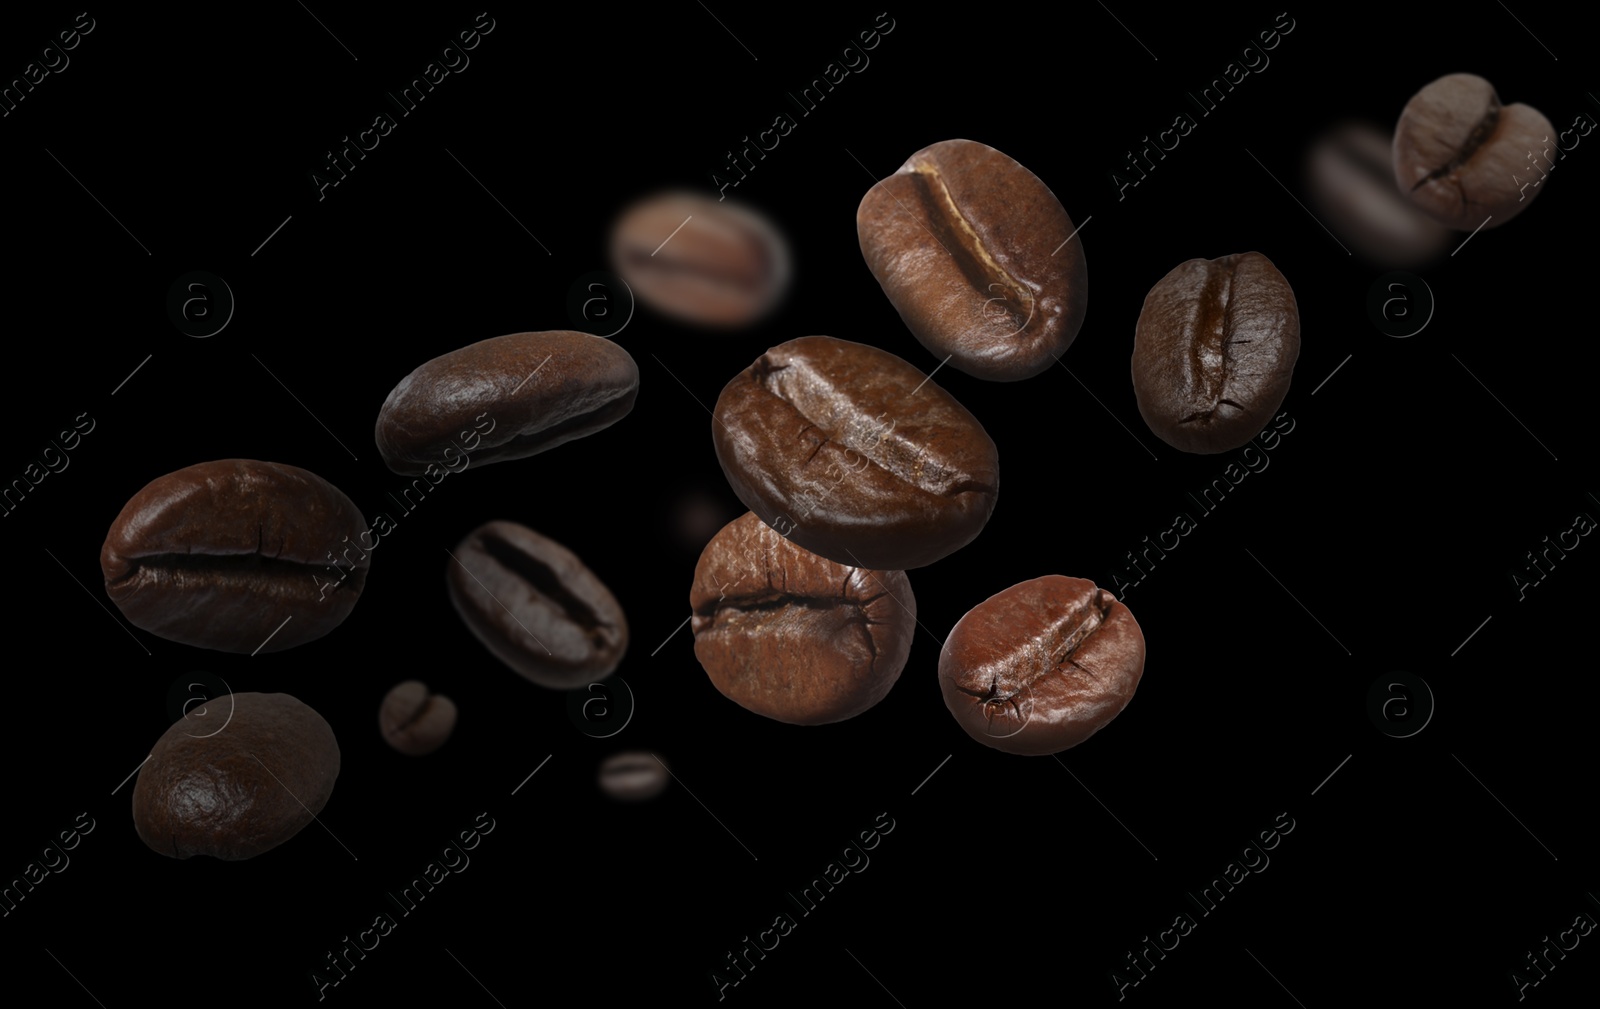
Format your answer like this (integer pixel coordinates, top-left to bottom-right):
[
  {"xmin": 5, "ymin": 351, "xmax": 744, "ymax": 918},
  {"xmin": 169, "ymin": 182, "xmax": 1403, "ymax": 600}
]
[
  {"xmin": 1131, "ymin": 252, "xmax": 1300, "ymax": 455},
  {"xmin": 101, "ymin": 459, "xmax": 369, "ymax": 653},
  {"xmin": 447, "ymin": 520, "xmax": 628, "ymax": 689},
  {"xmin": 857, "ymin": 138, "xmax": 1087, "ymax": 381},
  {"xmin": 132, "ymin": 692, "xmax": 340, "ymax": 859},
  {"xmin": 690, "ymin": 512, "xmax": 915, "ymax": 725},
  {"xmin": 375, "ymin": 331, "xmax": 639, "ymax": 476},
  {"xmin": 939, "ymin": 576, "xmax": 1145, "ymax": 756},
  {"xmin": 712, "ymin": 335, "xmax": 999, "ymax": 570}
]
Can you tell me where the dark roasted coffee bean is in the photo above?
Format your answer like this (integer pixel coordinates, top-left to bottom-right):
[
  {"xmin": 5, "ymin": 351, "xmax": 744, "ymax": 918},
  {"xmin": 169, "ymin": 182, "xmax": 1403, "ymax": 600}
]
[
  {"xmin": 610, "ymin": 192, "xmax": 789, "ymax": 327},
  {"xmin": 712, "ymin": 335, "xmax": 998, "ymax": 570},
  {"xmin": 379, "ymin": 681, "xmax": 457, "ymax": 756},
  {"xmin": 857, "ymin": 138, "xmax": 1087, "ymax": 381},
  {"xmin": 939, "ymin": 576, "xmax": 1145, "ymax": 756},
  {"xmin": 598, "ymin": 752, "xmax": 669, "ymax": 801},
  {"xmin": 1393, "ymin": 73, "xmax": 1555, "ymax": 230},
  {"xmin": 101, "ymin": 459, "xmax": 369, "ymax": 653},
  {"xmin": 447, "ymin": 520, "xmax": 627, "ymax": 689},
  {"xmin": 690, "ymin": 512, "xmax": 915, "ymax": 725},
  {"xmin": 132, "ymin": 692, "xmax": 340, "ymax": 859},
  {"xmin": 1306, "ymin": 122, "xmax": 1451, "ymax": 267},
  {"xmin": 1131, "ymin": 252, "xmax": 1300, "ymax": 455},
  {"xmin": 375, "ymin": 331, "xmax": 639, "ymax": 476}
]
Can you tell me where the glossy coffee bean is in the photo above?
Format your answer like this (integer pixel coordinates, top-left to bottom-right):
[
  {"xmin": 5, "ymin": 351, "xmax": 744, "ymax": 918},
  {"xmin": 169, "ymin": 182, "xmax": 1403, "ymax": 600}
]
[
  {"xmin": 447, "ymin": 520, "xmax": 628, "ymax": 689},
  {"xmin": 101, "ymin": 459, "xmax": 369, "ymax": 653},
  {"xmin": 132, "ymin": 692, "xmax": 340, "ymax": 859},
  {"xmin": 375, "ymin": 331, "xmax": 639, "ymax": 476},
  {"xmin": 598, "ymin": 752, "xmax": 669, "ymax": 801},
  {"xmin": 1132, "ymin": 253, "xmax": 1300, "ymax": 454},
  {"xmin": 1393, "ymin": 73, "xmax": 1555, "ymax": 230},
  {"xmin": 610, "ymin": 192, "xmax": 789, "ymax": 327},
  {"xmin": 857, "ymin": 138, "xmax": 1087, "ymax": 381},
  {"xmin": 939, "ymin": 576, "xmax": 1145, "ymax": 756},
  {"xmin": 712, "ymin": 335, "xmax": 999, "ymax": 570},
  {"xmin": 690, "ymin": 512, "xmax": 915, "ymax": 725},
  {"xmin": 1306, "ymin": 122, "xmax": 1451, "ymax": 267},
  {"xmin": 379, "ymin": 681, "xmax": 457, "ymax": 756}
]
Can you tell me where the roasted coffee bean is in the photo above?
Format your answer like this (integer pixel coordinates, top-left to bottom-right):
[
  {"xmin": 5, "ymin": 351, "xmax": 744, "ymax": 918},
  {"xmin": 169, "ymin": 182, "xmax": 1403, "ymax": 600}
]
[
  {"xmin": 939, "ymin": 576, "xmax": 1145, "ymax": 756},
  {"xmin": 857, "ymin": 138, "xmax": 1087, "ymax": 381},
  {"xmin": 101, "ymin": 459, "xmax": 369, "ymax": 653},
  {"xmin": 690, "ymin": 512, "xmax": 915, "ymax": 725},
  {"xmin": 1393, "ymin": 72, "xmax": 1555, "ymax": 229},
  {"xmin": 1306, "ymin": 121, "xmax": 1451, "ymax": 267},
  {"xmin": 375, "ymin": 331, "xmax": 639, "ymax": 476},
  {"xmin": 132, "ymin": 692, "xmax": 340, "ymax": 859},
  {"xmin": 712, "ymin": 335, "xmax": 999, "ymax": 570},
  {"xmin": 1132, "ymin": 253, "xmax": 1300, "ymax": 455},
  {"xmin": 447, "ymin": 520, "xmax": 628, "ymax": 689},
  {"xmin": 610, "ymin": 192, "xmax": 789, "ymax": 327},
  {"xmin": 379, "ymin": 681, "xmax": 457, "ymax": 756},
  {"xmin": 598, "ymin": 752, "xmax": 669, "ymax": 801}
]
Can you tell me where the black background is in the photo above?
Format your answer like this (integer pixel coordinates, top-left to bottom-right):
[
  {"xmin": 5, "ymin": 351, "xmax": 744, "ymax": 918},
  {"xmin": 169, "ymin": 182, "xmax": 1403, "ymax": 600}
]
[{"xmin": 3, "ymin": 3, "xmax": 1596, "ymax": 1006}]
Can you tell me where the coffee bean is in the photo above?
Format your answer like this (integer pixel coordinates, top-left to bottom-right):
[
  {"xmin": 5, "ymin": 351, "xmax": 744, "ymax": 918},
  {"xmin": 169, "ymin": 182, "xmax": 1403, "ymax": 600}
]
[
  {"xmin": 939, "ymin": 576, "xmax": 1145, "ymax": 756},
  {"xmin": 101, "ymin": 459, "xmax": 369, "ymax": 653},
  {"xmin": 375, "ymin": 331, "xmax": 639, "ymax": 476},
  {"xmin": 1306, "ymin": 122, "xmax": 1451, "ymax": 267},
  {"xmin": 132, "ymin": 692, "xmax": 340, "ymax": 859},
  {"xmin": 690, "ymin": 511, "xmax": 916, "ymax": 725},
  {"xmin": 857, "ymin": 138, "xmax": 1087, "ymax": 381},
  {"xmin": 379, "ymin": 681, "xmax": 457, "ymax": 756},
  {"xmin": 598, "ymin": 752, "xmax": 669, "ymax": 801},
  {"xmin": 712, "ymin": 336, "xmax": 999, "ymax": 570},
  {"xmin": 447, "ymin": 520, "xmax": 628, "ymax": 689},
  {"xmin": 1131, "ymin": 252, "xmax": 1300, "ymax": 455},
  {"xmin": 1393, "ymin": 72, "xmax": 1555, "ymax": 229},
  {"xmin": 610, "ymin": 192, "xmax": 789, "ymax": 328}
]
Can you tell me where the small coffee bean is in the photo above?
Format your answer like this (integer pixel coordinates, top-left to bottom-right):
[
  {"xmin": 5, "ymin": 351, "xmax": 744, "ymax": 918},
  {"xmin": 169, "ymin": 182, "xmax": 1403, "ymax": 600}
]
[
  {"xmin": 1306, "ymin": 121, "xmax": 1451, "ymax": 267},
  {"xmin": 379, "ymin": 681, "xmax": 457, "ymax": 756},
  {"xmin": 690, "ymin": 512, "xmax": 916, "ymax": 725},
  {"xmin": 712, "ymin": 335, "xmax": 999, "ymax": 570},
  {"xmin": 598, "ymin": 752, "xmax": 669, "ymax": 801},
  {"xmin": 610, "ymin": 192, "xmax": 789, "ymax": 327},
  {"xmin": 132, "ymin": 692, "xmax": 340, "ymax": 859},
  {"xmin": 1393, "ymin": 72, "xmax": 1555, "ymax": 229},
  {"xmin": 1132, "ymin": 252, "xmax": 1300, "ymax": 455},
  {"xmin": 447, "ymin": 520, "xmax": 628, "ymax": 689},
  {"xmin": 857, "ymin": 138, "xmax": 1088, "ymax": 381},
  {"xmin": 375, "ymin": 330, "xmax": 639, "ymax": 476},
  {"xmin": 101, "ymin": 459, "xmax": 369, "ymax": 653},
  {"xmin": 939, "ymin": 576, "xmax": 1145, "ymax": 756}
]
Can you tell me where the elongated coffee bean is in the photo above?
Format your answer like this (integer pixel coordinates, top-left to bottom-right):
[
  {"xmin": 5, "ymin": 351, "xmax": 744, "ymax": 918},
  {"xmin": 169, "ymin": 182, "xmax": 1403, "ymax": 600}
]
[
  {"xmin": 447, "ymin": 521, "xmax": 628, "ymax": 688},
  {"xmin": 857, "ymin": 138, "xmax": 1087, "ymax": 381},
  {"xmin": 375, "ymin": 331, "xmax": 639, "ymax": 476},
  {"xmin": 939, "ymin": 576, "xmax": 1145, "ymax": 756},
  {"xmin": 1132, "ymin": 253, "xmax": 1300, "ymax": 454},
  {"xmin": 712, "ymin": 336, "xmax": 999, "ymax": 570},
  {"xmin": 101, "ymin": 459, "xmax": 369, "ymax": 653},
  {"xmin": 1393, "ymin": 73, "xmax": 1555, "ymax": 230},
  {"xmin": 599, "ymin": 752, "xmax": 669, "ymax": 801}
]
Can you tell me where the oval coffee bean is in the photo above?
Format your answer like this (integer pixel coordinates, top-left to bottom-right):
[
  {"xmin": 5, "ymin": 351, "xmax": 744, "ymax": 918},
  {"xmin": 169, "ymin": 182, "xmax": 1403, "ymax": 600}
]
[
  {"xmin": 1393, "ymin": 72, "xmax": 1555, "ymax": 230},
  {"xmin": 598, "ymin": 751, "xmax": 669, "ymax": 801},
  {"xmin": 610, "ymin": 192, "xmax": 790, "ymax": 328},
  {"xmin": 1131, "ymin": 252, "xmax": 1300, "ymax": 455},
  {"xmin": 447, "ymin": 520, "xmax": 628, "ymax": 689},
  {"xmin": 857, "ymin": 138, "xmax": 1087, "ymax": 381},
  {"xmin": 1306, "ymin": 122, "xmax": 1451, "ymax": 268},
  {"xmin": 690, "ymin": 512, "xmax": 916, "ymax": 725},
  {"xmin": 101, "ymin": 459, "xmax": 369, "ymax": 653},
  {"xmin": 132, "ymin": 692, "xmax": 340, "ymax": 859},
  {"xmin": 939, "ymin": 576, "xmax": 1145, "ymax": 756},
  {"xmin": 379, "ymin": 681, "xmax": 457, "ymax": 756},
  {"xmin": 375, "ymin": 331, "xmax": 639, "ymax": 476},
  {"xmin": 712, "ymin": 335, "xmax": 999, "ymax": 570}
]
